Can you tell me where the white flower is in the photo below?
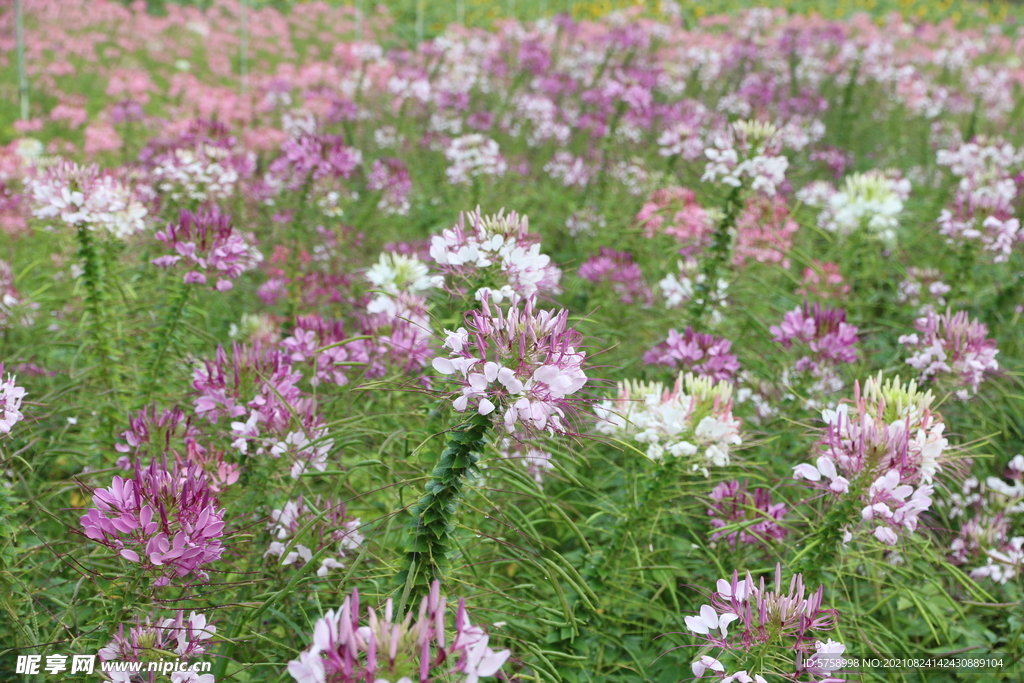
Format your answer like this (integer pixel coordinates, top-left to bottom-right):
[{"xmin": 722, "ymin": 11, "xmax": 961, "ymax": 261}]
[{"xmin": 684, "ymin": 604, "xmax": 738, "ymax": 638}]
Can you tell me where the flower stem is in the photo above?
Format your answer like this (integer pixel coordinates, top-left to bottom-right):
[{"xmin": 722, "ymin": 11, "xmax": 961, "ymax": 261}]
[
  {"xmin": 397, "ymin": 411, "xmax": 491, "ymax": 610},
  {"xmin": 142, "ymin": 280, "xmax": 193, "ymax": 403},
  {"xmin": 76, "ymin": 226, "xmax": 122, "ymax": 426},
  {"xmin": 691, "ymin": 186, "xmax": 744, "ymax": 321}
]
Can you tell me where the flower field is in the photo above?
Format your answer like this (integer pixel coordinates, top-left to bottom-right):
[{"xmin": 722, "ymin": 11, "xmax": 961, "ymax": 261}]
[{"xmin": 2, "ymin": 1, "xmax": 1024, "ymax": 682}]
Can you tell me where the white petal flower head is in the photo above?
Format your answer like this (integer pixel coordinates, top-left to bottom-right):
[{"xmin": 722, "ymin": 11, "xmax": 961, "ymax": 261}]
[{"xmin": 691, "ymin": 655, "xmax": 725, "ymax": 678}]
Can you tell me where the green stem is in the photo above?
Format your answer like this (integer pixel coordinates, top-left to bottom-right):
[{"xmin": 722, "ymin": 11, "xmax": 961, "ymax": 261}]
[
  {"xmin": 76, "ymin": 226, "xmax": 121, "ymax": 420},
  {"xmin": 691, "ymin": 185, "xmax": 744, "ymax": 322},
  {"xmin": 143, "ymin": 279, "xmax": 194, "ymax": 403},
  {"xmin": 396, "ymin": 412, "xmax": 491, "ymax": 610}
]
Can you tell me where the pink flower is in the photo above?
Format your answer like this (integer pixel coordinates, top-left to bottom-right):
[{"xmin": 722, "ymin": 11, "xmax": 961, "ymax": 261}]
[
  {"xmin": 153, "ymin": 208, "xmax": 262, "ymax": 290},
  {"xmin": 644, "ymin": 326, "xmax": 739, "ymax": 382},
  {"xmin": 899, "ymin": 308, "xmax": 999, "ymax": 400}
]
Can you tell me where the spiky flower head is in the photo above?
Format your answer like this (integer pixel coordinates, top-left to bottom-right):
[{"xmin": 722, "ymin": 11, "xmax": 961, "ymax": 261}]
[
  {"xmin": 286, "ymin": 582, "xmax": 510, "ymax": 683},
  {"xmin": 152, "ymin": 208, "xmax": 263, "ymax": 291},
  {"xmin": 80, "ymin": 458, "xmax": 227, "ymax": 585},
  {"xmin": 595, "ymin": 372, "xmax": 741, "ymax": 475},
  {"xmin": 429, "ymin": 208, "xmax": 562, "ymax": 304},
  {"xmin": 680, "ymin": 564, "xmax": 840, "ymax": 680},
  {"xmin": 432, "ymin": 294, "xmax": 587, "ymax": 436},
  {"xmin": 898, "ymin": 308, "xmax": 999, "ymax": 400},
  {"xmin": 28, "ymin": 160, "xmax": 147, "ymax": 238}
]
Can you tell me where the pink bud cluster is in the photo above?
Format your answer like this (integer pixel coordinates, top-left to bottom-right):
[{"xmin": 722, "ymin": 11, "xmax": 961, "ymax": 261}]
[
  {"xmin": 80, "ymin": 458, "xmax": 226, "ymax": 585},
  {"xmin": 636, "ymin": 186, "xmax": 713, "ymax": 256},
  {"xmin": 152, "ymin": 208, "xmax": 263, "ymax": 291},
  {"xmin": 429, "ymin": 208, "xmax": 562, "ymax": 303},
  {"xmin": 98, "ymin": 611, "xmax": 215, "ymax": 683},
  {"xmin": 643, "ymin": 326, "xmax": 740, "ymax": 382},
  {"xmin": 898, "ymin": 308, "xmax": 999, "ymax": 400},
  {"xmin": 264, "ymin": 496, "xmax": 365, "ymax": 578},
  {"xmin": 431, "ymin": 295, "xmax": 587, "ymax": 436},
  {"xmin": 793, "ymin": 376, "xmax": 948, "ymax": 545},
  {"xmin": 708, "ymin": 480, "xmax": 787, "ymax": 549},
  {"xmin": 731, "ymin": 195, "xmax": 798, "ymax": 268},
  {"xmin": 287, "ymin": 582, "xmax": 511, "ymax": 683},
  {"xmin": 577, "ymin": 248, "xmax": 652, "ymax": 306},
  {"xmin": 681, "ymin": 564, "xmax": 841, "ymax": 681}
]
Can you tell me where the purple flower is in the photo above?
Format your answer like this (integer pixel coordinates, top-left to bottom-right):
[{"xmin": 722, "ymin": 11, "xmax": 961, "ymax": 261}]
[
  {"xmin": 153, "ymin": 208, "xmax": 262, "ymax": 291},
  {"xmin": 267, "ymin": 133, "xmax": 362, "ymax": 191},
  {"xmin": 578, "ymin": 248, "xmax": 652, "ymax": 305},
  {"xmin": 99, "ymin": 611, "xmax": 214, "ymax": 682},
  {"xmin": 898, "ymin": 308, "xmax": 999, "ymax": 400},
  {"xmin": 643, "ymin": 327, "xmax": 740, "ymax": 382},
  {"xmin": 682, "ymin": 564, "xmax": 839, "ymax": 658},
  {"xmin": 286, "ymin": 581, "xmax": 510, "ymax": 683},
  {"xmin": 80, "ymin": 458, "xmax": 226, "ymax": 584},
  {"xmin": 770, "ymin": 301, "xmax": 859, "ymax": 374},
  {"xmin": 708, "ymin": 480, "xmax": 786, "ymax": 548},
  {"xmin": 431, "ymin": 295, "xmax": 588, "ymax": 436}
]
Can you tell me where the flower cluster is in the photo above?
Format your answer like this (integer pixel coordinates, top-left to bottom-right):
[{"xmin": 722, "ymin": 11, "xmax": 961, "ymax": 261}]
[
  {"xmin": 0, "ymin": 363, "xmax": 27, "ymax": 436},
  {"xmin": 366, "ymin": 158, "xmax": 412, "ymax": 216},
  {"xmin": 944, "ymin": 457, "xmax": 1024, "ymax": 584},
  {"xmin": 98, "ymin": 611, "xmax": 215, "ymax": 683},
  {"xmin": 148, "ymin": 138, "xmax": 252, "ymax": 205},
  {"xmin": 643, "ymin": 326, "xmax": 740, "ymax": 382},
  {"xmin": 28, "ymin": 160, "xmax": 147, "ymax": 238},
  {"xmin": 682, "ymin": 565, "xmax": 841, "ymax": 681},
  {"xmin": 444, "ymin": 134, "xmax": 508, "ymax": 185},
  {"xmin": 577, "ymin": 248, "xmax": 652, "ymax": 305},
  {"xmin": 80, "ymin": 458, "xmax": 227, "ymax": 584},
  {"xmin": 636, "ymin": 186, "xmax": 713, "ymax": 256},
  {"xmin": 796, "ymin": 261, "xmax": 848, "ymax": 301},
  {"xmin": 432, "ymin": 295, "xmax": 587, "ymax": 436},
  {"xmin": 708, "ymin": 480, "xmax": 787, "ymax": 549},
  {"xmin": 770, "ymin": 302, "xmax": 859, "ymax": 377},
  {"xmin": 495, "ymin": 436, "xmax": 555, "ymax": 486},
  {"xmin": 658, "ymin": 258, "xmax": 729, "ymax": 320},
  {"xmin": 798, "ymin": 170, "xmax": 910, "ymax": 247},
  {"xmin": 793, "ymin": 375, "xmax": 949, "ymax": 545},
  {"xmin": 595, "ymin": 372, "xmax": 741, "ymax": 474},
  {"xmin": 287, "ymin": 582, "xmax": 510, "ymax": 683},
  {"xmin": 732, "ymin": 195, "xmax": 799, "ymax": 268},
  {"xmin": 429, "ymin": 208, "xmax": 561, "ymax": 303},
  {"xmin": 264, "ymin": 496, "xmax": 365, "ymax": 578},
  {"xmin": 898, "ymin": 308, "xmax": 999, "ymax": 400},
  {"xmin": 152, "ymin": 208, "xmax": 263, "ymax": 291},
  {"xmin": 936, "ymin": 138, "xmax": 1022, "ymax": 262},
  {"xmin": 896, "ymin": 267, "xmax": 950, "ymax": 314},
  {"xmin": 701, "ymin": 120, "xmax": 789, "ymax": 197},
  {"xmin": 266, "ymin": 132, "xmax": 363, "ymax": 192}
]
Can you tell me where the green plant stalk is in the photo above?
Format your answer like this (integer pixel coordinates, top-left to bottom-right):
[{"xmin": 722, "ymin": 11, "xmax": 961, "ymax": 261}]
[
  {"xmin": 577, "ymin": 457, "xmax": 681, "ymax": 608},
  {"xmin": 142, "ymin": 279, "xmax": 194, "ymax": 403},
  {"xmin": 791, "ymin": 490, "xmax": 860, "ymax": 582},
  {"xmin": 396, "ymin": 411, "xmax": 491, "ymax": 609},
  {"xmin": 76, "ymin": 225, "xmax": 122, "ymax": 419},
  {"xmin": 691, "ymin": 185, "xmax": 744, "ymax": 321}
]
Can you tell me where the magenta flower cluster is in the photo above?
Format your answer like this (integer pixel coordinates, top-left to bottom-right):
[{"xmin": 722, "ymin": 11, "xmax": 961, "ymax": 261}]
[
  {"xmin": 770, "ymin": 301, "xmax": 859, "ymax": 375},
  {"xmin": 98, "ymin": 611, "xmax": 215, "ymax": 683},
  {"xmin": 287, "ymin": 582, "xmax": 510, "ymax": 683},
  {"xmin": 153, "ymin": 208, "xmax": 263, "ymax": 291},
  {"xmin": 708, "ymin": 480, "xmax": 787, "ymax": 549},
  {"xmin": 578, "ymin": 248, "xmax": 653, "ymax": 306},
  {"xmin": 80, "ymin": 458, "xmax": 226, "ymax": 585},
  {"xmin": 643, "ymin": 326, "xmax": 740, "ymax": 382}
]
